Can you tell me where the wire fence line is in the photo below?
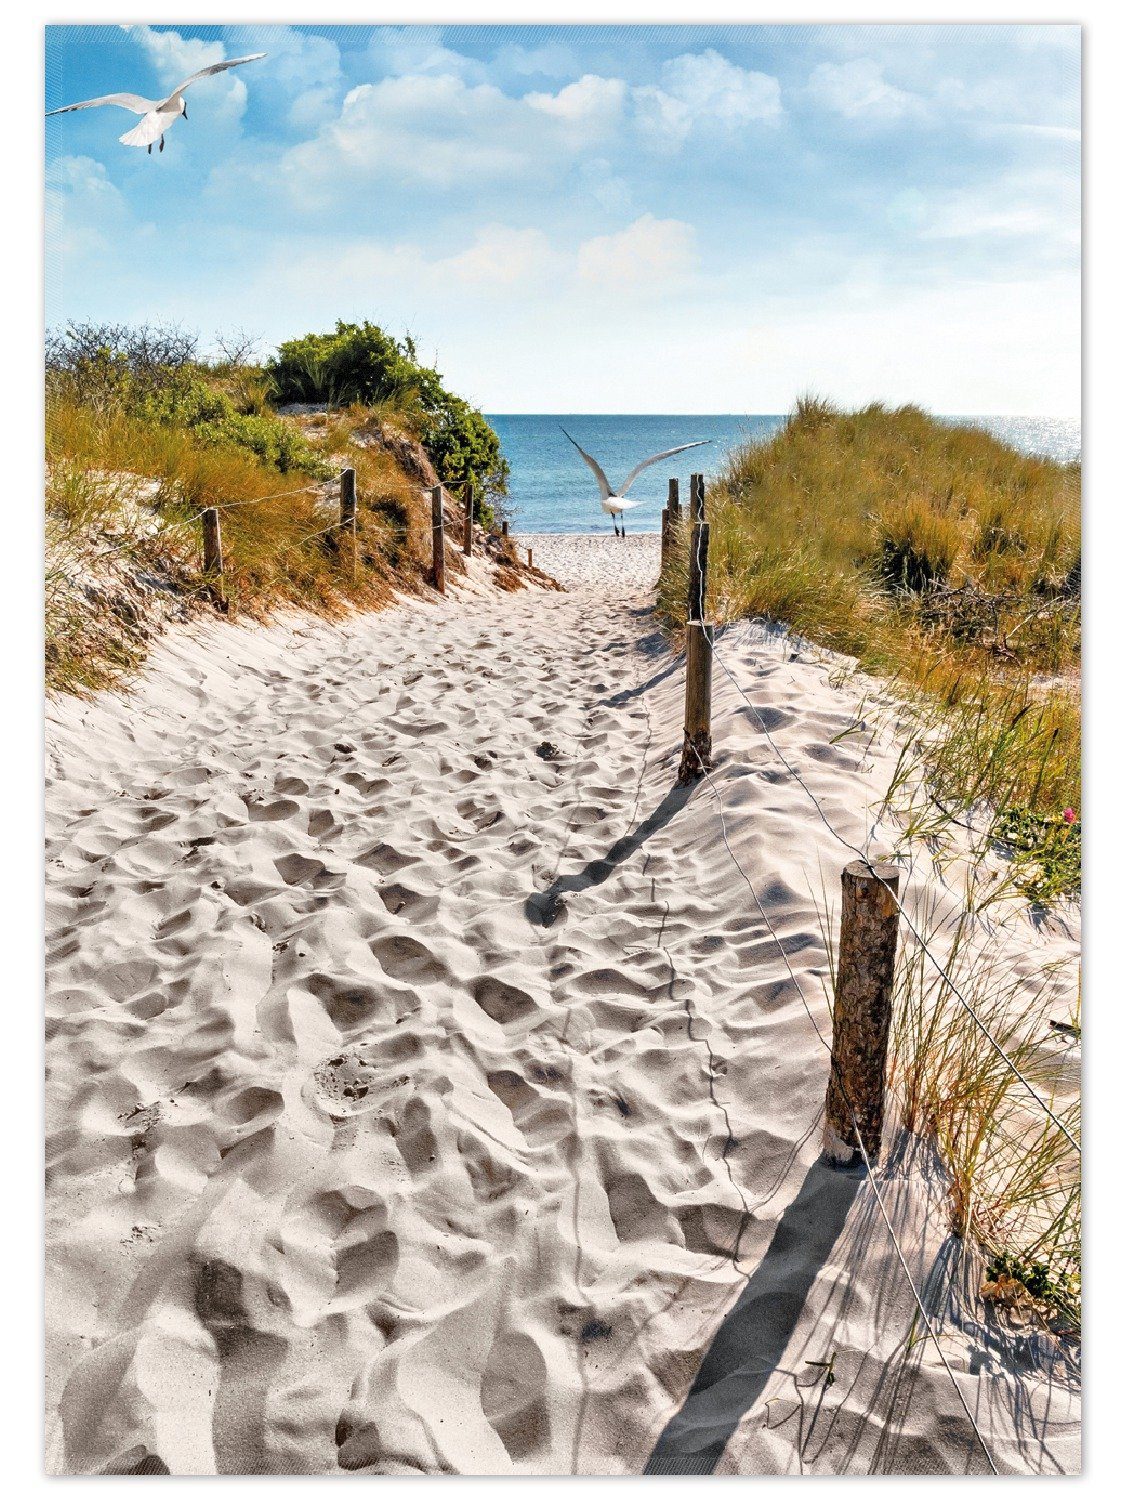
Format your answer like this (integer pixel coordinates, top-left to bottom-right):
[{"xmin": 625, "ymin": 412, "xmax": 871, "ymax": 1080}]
[
  {"xmin": 701, "ymin": 622, "xmax": 1080, "ymax": 1156},
  {"xmin": 687, "ymin": 741, "xmax": 1000, "ymax": 1475},
  {"xmin": 681, "ymin": 520, "xmax": 1079, "ymax": 1156}
]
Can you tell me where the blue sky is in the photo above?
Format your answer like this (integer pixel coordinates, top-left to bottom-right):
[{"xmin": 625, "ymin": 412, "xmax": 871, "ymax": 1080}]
[{"xmin": 44, "ymin": 23, "xmax": 1080, "ymax": 415}]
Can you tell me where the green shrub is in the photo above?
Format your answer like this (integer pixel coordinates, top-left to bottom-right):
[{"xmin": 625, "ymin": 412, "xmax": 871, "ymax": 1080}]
[
  {"xmin": 138, "ymin": 375, "xmax": 328, "ymax": 476},
  {"xmin": 269, "ymin": 321, "xmax": 509, "ymax": 510}
]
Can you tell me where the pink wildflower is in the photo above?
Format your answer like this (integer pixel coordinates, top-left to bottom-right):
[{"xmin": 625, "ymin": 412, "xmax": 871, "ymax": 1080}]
[{"xmin": 1063, "ymin": 807, "xmax": 1077, "ymax": 824}]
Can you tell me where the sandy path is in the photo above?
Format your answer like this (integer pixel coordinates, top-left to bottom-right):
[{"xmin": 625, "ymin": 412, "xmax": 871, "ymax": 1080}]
[{"xmin": 45, "ymin": 536, "xmax": 1078, "ymax": 1475}]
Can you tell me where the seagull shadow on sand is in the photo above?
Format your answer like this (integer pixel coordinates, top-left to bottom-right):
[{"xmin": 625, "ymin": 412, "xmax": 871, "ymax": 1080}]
[
  {"xmin": 645, "ymin": 1160, "xmax": 862, "ymax": 1474},
  {"xmin": 524, "ymin": 784, "xmax": 692, "ymax": 928}
]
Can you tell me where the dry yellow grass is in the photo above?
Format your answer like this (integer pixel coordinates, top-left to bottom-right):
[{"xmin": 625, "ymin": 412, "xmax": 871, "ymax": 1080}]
[
  {"xmin": 659, "ymin": 400, "xmax": 1080, "ymax": 878},
  {"xmin": 45, "ymin": 395, "xmax": 471, "ymax": 695}
]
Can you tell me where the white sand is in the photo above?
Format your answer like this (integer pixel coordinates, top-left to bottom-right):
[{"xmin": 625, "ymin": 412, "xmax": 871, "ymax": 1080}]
[{"xmin": 45, "ymin": 536, "xmax": 1079, "ymax": 1475}]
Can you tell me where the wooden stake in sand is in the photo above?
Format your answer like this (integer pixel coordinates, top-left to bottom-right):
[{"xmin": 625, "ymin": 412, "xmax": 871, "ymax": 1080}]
[
  {"xmin": 201, "ymin": 506, "xmax": 226, "ymax": 608},
  {"xmin": 527, "ymin": 547, "xmax": 533, "ymax": 567},
  {"xmin": 677, "ymin": 519, "xmax": 713, "ymax": 784},
  {"xmin": 340, "ymin": 467, "xmax": 358, "ymax": 582},
  {"xmin": 463, "ymin": 477, "xmax": 474, "ymax": 558},
  {"xmin": 502, "ymin": 520, "xmax": 509, "ymax": 539},
  {"xmin": 430, "ymin": 485, "xmax": 446, "ymax": 595},
  {"xmin": 668, "ymin": 475, "xmax": 681, "ymax": 521},
  {"xmin": 689, "ymin": 472, "xmax": 705, "ymax": 525},
  {"xmin": 660, "ymin": 506, "xmax": 671, "ymax": 571},
  {"xmin": 822, "ymin": 860, "xmax": 902, "ymax": 1168}
]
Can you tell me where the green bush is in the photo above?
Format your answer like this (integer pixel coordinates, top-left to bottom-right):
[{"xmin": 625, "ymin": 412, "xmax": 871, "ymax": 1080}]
[
  {"xmin": 138, "ymin": 374, "xmax": 328, "ymax": 476},
  {"xmin": 269, "ymin": 321, "xmax": 509, "ymax": 511}
]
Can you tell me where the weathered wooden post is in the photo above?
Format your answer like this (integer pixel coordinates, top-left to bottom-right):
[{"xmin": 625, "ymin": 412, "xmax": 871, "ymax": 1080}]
[
  {"xmin": 677, "ymin": 519, "xmax": 712, "ymax": 784},
  {"xmin": 463, "ymin": 477, "xmax": 474, "ymax": 558},
  {"xmin": 430, "ymin": 485, "xmax": 446, "ymax": 595},
  {"xmin": 668, "ymin": 476, "xmax": 680, "ymax": 521},
  {"xmin": 502, "ymin": 519, "xmax": 509, "ymax": 539},
  {"xmin": 340, "ymin": 466, "xmax": 358, "ymax": 581},
  {"xmin": 822, "ymin": 861, "xmax": 902, "ymax": 1168},
  {"xmin": 660, "ymin": 506, "xmax": 671, "ymax": 571},
  {"xmin": 201, "ymin": 507, "xmax": 225, "ymax": 608},
  {"xmin": 689, "ymin": 472, "xmax": 705, "ymax": 524},
  {"xmin": 527, "ymin": 547, "xmax": 533, "ymax": 567},
  {"xmin": 686, "ymin": 514, "xmax": 710, "ymax": 624}
]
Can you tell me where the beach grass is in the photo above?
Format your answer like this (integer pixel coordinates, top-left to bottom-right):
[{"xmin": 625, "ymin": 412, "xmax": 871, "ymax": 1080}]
[
  {"xmin": 658, "ymin": 398, "xmax": 1080, "ymax": 896},
  {"xmin": 43, "ymin": 324, "xmax": 521, "ymax": 696},
  {"xmin": 888, "ymin": 884, "xmax": 1080, "ymax": 1329},
  {"xmin": 45, "ymin": 392, "xmax": 441, "ymax": 695},
  {"xmin": 669, "ymin": 400, "xmax": 1082, "ymax": 1321}
]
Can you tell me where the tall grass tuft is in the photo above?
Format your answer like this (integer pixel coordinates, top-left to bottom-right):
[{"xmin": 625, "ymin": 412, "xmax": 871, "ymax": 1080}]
[{"xmin": 889, "ymin": 887, "xmax": 1080, "ymax": 1328}]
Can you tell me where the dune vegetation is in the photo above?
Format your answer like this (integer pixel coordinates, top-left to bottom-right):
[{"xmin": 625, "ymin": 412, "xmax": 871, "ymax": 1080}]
[
  {"xmin": 660, "ymin": 397, "xmax": 1080, "ymax": 903},
  {"xmin": 661, "ymin": 398, "xmax": 1081, "ymax": 1324},
  {"xmin": 45, "ymin": 322, "xmax": 516, "ymax": 696}
]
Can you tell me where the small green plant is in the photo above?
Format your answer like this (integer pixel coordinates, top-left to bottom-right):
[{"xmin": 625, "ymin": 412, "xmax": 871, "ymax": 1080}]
[
  {"xmin": 993, "ymin": 805, "xmax": 1081, "ymax": 903},
  {"xmin": 982, "ymin": 1251, "xmax": 1080, "ymax": 1327}
]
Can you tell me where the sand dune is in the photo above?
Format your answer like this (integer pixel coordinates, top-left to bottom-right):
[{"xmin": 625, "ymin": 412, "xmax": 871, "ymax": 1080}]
[{"xmin": 45, "ymin": 532, "xmax": 1079, "ymax": 1475}]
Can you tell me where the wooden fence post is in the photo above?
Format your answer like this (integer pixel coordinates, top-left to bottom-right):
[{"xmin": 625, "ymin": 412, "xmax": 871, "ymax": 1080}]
[
  {"xmin": 527, "ymin": 547, "xmax": 533, "ymax": 567},
  {"xmin": 502, "ymin": 519, "xmax": 509, "ymax": 539},
  {"xmin": 689, "ymin": 472, "xmax": 705, "ymax": 525},
  {"xmin": 668, "ymin": 476, "xmax": 680, "ymax": 521},
  {"xmin": 430, "ymin": 485, "xmax": 446, "ymax": 594},
  {"xmin": 660, "ymin": 507, "xmax": 671, "ymax": 571},
  {"xmin": 677, "ymin": 519, "xmax": 712, "ymax": 784},
  {"xmin": 201, "ymin": 507, "xmax": 225, "ymax": 608},
  {"xmin": 822, "ymin": 860, "xmax": 902, "ymax": 1168},
  {"xmin": 463, "ymin": 477, "xmax": 474, "ymax": 557},
  {"xmin": 340, "ymin": 466, "xmax": 358, "ymax": 581},
  {"xmin": 686, "ymin": 516, "xmax": 710, "ymax": 624}
]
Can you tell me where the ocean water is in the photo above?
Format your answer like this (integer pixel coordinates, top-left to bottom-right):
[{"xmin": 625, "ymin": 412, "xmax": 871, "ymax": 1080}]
[{"xmin": 488, "ymin": 413, "xmax": 1081, "ymax": 535}]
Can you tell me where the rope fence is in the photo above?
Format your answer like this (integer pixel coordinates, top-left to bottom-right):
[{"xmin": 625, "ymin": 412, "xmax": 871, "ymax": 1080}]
[
  {"xmin": 668, "ymin": 496, "xmax": 1079, "ymax": 1156},
  {"xmin": 82, "ymin": 468, "xmax": 516, "ymax": 604},
  {"xmin": 649, "ymin": 465, "xmax": 1087, "ymax": 1470}
]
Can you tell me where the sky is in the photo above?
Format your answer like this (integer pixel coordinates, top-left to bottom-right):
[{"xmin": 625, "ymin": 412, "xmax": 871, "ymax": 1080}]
[{"xmin": 44, "ymin": 22, "xmax": 1081, "ymax": 415}]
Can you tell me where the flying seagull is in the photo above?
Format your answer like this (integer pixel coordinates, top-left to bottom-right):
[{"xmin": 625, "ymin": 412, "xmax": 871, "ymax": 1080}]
[
  {"xmin": 45, "ymin": 52, "xmax": 266, "ymax": 155},
  {"xmin": 560, "ymin": 428, "xmax": 710, "ymax": 535}
]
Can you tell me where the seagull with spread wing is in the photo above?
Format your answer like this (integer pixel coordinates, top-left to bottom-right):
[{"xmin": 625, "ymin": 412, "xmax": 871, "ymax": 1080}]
[
  {"xmin": 560, "ymin": 428, "xmax": 710, "ymax": 535},
  {"xmin": 45, "ymin": 52, "xmax": 266, "ymax": 155}
]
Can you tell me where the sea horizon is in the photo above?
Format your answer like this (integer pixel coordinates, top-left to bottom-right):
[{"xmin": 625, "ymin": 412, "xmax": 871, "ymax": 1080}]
[{"xmin": 489, "ymin": 412, "xmax": 1082, "ymax": 534}]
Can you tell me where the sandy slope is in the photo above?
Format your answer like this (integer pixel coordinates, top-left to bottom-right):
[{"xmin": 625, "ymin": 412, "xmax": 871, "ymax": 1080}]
[{"xmin": 45, "ymin": 532, "xmax": 1079, "ymax": 1475}]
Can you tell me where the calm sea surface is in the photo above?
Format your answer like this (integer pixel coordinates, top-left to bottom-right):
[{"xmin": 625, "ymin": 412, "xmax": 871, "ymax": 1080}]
[{"xmin": 488, "ymin": 414, "xmax": 1081, "ymax": 534}]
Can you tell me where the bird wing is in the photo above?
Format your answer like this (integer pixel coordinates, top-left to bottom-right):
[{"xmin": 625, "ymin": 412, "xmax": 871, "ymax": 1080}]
[
  {"xmin": 619, "ymin": 440, "xmax": 711, "ymax": 496},
  {"xmin": 560, "ymin": 427, "xmax": 612, "ymax": 500},
  {"xmin": 119, "ymin": 110, "xmax": 173, "ymax": 148},
  {"xmin": 164, "ymin": 52, "xmax": 266, "ymax": 103},
  {"xmin": 46, "ymin": 92, "xmax": 156, "ymax": 117}
]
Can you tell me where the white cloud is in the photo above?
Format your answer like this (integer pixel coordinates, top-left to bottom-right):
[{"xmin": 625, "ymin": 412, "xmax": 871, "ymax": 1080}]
[
  {"xmin": 364, "ymin": 27, "xmax": 478, "ymax": 82},
  {"xmin": 576, "ymin": 214, "xmax": 698, "ymax": 291},
  {"xmin": 45, "ymin": 155, "xmax": 146, "ymax": 264},
  {"xmin": 525, "ymin": 74, "xmax": 626, "ymax": 131},
  {"xmin": 224, "ymin": 25, "xmax": 343, "ymax": 131},
  {"xmin": 636, "ymin": 49, "xmax": 782, "ymax": 144},
  {"xmin": 282, "ymin": 74, "xmax": 530, "ymax": 195},
  {"xmin": 440, "ymin": 225, "xmax": 562, "ymax": 286},
  {"xmin": 806, "ymin": 59, "xmax": 923, "ymax": 121},
  {"xmin": 494, "ymin": 41, "xmax": 579, "ymax": 80},
  {"xmin": 278, "ymin": 68, "xmax": 633, "ymax": 201}
]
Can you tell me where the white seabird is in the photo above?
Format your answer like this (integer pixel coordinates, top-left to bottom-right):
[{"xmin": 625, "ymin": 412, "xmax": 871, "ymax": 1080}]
[
  {"xmin": 46, "ymin": 52, "xmax": 266, "ymax": 155},
  {"xmin": 560, "ymin": 428, "xmax": 710, "ymax": 535}
]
